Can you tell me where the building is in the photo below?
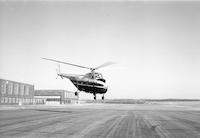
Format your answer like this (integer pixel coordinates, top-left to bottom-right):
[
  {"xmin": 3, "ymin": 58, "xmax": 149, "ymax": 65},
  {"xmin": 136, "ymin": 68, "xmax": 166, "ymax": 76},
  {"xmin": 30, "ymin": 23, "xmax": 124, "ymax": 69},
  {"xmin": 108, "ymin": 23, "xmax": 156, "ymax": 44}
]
[
  {"xmin": 0, "ymin": 79, "xmax": 42, "ymax": 105},
  {"xmin": 0, "ymin": 78, "xmax": 78, "ymax": 105},
  {"xmin": 34, "ymin": 90, "xmax": 78, "ymax": 104}
]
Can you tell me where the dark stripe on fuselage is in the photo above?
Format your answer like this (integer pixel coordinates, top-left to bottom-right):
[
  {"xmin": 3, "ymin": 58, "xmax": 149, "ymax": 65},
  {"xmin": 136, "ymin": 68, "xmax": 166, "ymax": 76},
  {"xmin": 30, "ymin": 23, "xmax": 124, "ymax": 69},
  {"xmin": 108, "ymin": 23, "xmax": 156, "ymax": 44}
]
[{"xmin": 71, "ymin": 80, "xmax": 107, "ymax": 94}]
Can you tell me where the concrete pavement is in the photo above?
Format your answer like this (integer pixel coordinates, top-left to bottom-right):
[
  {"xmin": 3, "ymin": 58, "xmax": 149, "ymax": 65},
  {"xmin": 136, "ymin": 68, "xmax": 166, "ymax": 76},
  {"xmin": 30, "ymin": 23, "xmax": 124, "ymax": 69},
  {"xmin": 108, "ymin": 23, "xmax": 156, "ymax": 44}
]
[{"xmin": 0, "ymin": 103, "xmax": 200, "ymax": 138}]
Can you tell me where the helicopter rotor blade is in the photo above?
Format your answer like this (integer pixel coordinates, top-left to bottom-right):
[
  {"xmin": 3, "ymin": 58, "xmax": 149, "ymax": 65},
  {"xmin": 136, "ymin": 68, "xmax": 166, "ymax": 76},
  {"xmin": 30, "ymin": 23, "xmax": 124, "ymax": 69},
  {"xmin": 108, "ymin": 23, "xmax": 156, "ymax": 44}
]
[
  {"xmin": 42, "ymin": 57, "xmax": 91, "ymax": 70},
  {"xmin": 94, "ymin": 62, "xmax": 116, "ymax": 70}
]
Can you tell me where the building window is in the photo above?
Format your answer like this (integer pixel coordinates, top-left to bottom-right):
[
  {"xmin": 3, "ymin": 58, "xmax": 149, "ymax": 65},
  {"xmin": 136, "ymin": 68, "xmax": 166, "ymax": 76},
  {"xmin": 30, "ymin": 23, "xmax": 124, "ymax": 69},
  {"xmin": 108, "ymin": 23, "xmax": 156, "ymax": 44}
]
[
  {"xmin": 0, "ymin": 97, "xmax": 4, "ymax": 103},
  {"xmin": 25, "ymin": 86, "xmax": 29, "ymax": 95},
  {"xmin": 64, "ymin": 92, "xmax": 67, "ymax": 98},
  {"xmin": 12, "ymin": 98, "xmax": 14, "ymax": 103},
  {"xmin": 19, "ymin": 98, "xmax": 21, "ymax": 103},
  {"xmin": 1, "ymin": 81, "xmax": 6, "ymax": 94},
  {"xmin": 8, "ymin": 83, "xmax": 13, "ymax": 95},
  {"xmin": 20, "ymin": 85, "xmax": 24, "ymax": 96},
  {"xmin": 8, "ymin": 97, "xmax": 12, "ymax": 103},
  {"xmin": 5, "ymin": 97, "xmax": 8, "ymax": 103},
  {"xmin": 14, "ymin": 84, "xmax": 19, "ymax": 95},
  {"xmin": 16, "ymin": 98, "xmax": 19, "ymax": 103}
]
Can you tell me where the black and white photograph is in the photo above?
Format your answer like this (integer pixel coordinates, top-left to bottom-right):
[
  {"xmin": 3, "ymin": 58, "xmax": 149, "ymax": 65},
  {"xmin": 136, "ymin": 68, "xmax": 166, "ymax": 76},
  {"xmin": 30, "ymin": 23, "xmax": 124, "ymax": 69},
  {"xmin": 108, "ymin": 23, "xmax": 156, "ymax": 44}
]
[{"xmin": 0, "ymin": 0, "xmax": 200, "ymax": 137}]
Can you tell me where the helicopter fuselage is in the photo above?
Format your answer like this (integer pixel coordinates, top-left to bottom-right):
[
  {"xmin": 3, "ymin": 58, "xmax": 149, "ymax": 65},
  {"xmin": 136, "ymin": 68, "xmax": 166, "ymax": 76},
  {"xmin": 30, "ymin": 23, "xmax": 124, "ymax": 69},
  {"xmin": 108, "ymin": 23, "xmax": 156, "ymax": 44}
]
[
  {"xmin": 58, "ymin": 73, "xmax": 108, "ymax": 94},
  {"xmin": 70, "ymin": 77, "xmax": 108, "ymax": 94}
]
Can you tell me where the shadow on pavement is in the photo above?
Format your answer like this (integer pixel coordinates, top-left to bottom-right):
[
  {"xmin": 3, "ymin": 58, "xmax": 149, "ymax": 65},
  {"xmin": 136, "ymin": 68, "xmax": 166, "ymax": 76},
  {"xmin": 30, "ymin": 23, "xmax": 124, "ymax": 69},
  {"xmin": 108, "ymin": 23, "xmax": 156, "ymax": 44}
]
[{"xmin": 34, "ymin": 109, "xmax": 73, "ymax": 113}]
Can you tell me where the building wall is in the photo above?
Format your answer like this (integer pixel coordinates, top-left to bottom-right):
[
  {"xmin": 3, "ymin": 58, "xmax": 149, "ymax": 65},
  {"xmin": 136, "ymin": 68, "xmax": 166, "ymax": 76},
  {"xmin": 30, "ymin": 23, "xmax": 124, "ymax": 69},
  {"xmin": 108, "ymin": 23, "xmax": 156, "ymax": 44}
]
[
  {"xmin": 34, "ymin": 90, "xmax": 79, "ymax": 104},
  {"xmin": 63, "ymin": 91, "xmax": 79, "ymax": 104},
  {"xmin": 0, "ymin": 79, "xmax": 43, "ymax": 105},
  {"xmin": 34, "ymin": 95, "xmax": 61, "ymax": 105}
]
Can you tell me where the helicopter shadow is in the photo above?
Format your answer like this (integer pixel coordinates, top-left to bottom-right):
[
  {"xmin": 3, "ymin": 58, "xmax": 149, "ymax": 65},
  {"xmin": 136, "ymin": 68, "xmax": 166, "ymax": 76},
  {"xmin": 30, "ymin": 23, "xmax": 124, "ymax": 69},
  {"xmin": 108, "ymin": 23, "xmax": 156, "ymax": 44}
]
[{"xmin": 34, "ymin": 109, "xmax": 73, "ymax": 113}]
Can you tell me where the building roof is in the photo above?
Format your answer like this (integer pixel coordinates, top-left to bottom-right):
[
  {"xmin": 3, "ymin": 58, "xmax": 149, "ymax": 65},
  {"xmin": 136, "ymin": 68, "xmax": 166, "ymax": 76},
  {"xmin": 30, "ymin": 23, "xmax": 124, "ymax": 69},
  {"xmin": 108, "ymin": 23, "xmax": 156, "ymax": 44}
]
[
  {"xmin": 0, "ymin": 78, "xmax": 34, "ymax": 87},
  {"xmin": 34, "ymin": 90, "xmax": 73, "ymax": 96}
]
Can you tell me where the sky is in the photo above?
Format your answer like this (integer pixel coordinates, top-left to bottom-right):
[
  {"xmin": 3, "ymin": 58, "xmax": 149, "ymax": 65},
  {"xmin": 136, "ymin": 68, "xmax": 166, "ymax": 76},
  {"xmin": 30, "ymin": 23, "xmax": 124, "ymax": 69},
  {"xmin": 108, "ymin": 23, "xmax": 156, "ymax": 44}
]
[{"xmin": 0, "ymin": 1, "xmax": 200, "ymax": 99}]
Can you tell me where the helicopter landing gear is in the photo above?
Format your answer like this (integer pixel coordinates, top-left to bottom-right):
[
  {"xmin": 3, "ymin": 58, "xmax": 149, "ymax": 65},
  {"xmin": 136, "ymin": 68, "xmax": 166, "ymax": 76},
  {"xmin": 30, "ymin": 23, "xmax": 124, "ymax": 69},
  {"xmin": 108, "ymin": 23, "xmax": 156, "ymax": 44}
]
[
  {"xmin": 93, "ymin": 93, "xmax": 96, "ymax": 100},
  {"xmin": 75, "ymin": 91, "xmax": 79, "ymax": 96},
  {"xmin": 102, "ymin": 95, "xmax": 104, "ymax": 100}
]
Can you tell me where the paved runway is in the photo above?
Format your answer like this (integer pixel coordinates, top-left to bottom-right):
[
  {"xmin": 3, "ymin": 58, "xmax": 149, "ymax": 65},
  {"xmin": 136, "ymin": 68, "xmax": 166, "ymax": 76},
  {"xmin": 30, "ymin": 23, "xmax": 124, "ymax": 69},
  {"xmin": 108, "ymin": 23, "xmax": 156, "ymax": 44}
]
[{"xmin": 0, "ymin": 103, "xmax": 200, "ymax": 138}]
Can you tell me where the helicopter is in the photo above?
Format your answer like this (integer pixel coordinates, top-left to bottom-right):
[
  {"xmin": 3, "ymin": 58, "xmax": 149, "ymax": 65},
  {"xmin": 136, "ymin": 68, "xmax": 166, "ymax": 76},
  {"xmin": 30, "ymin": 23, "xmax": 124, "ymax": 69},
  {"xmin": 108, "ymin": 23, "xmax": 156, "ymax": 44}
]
[{"xmin": 42, "ymin": 58, "xmax": 115, "ymax": 100}]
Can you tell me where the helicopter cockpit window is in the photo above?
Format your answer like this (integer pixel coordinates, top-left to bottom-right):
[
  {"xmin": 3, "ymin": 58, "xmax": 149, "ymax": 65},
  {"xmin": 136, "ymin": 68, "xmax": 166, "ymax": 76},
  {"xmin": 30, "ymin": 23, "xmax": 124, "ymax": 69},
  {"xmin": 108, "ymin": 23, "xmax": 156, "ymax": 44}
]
[
  {"xmin": 95, "ymin": 73, "xmax": 103, "ymax": 79},
  {"xmin": 85, "ymin": 73, "xmax": 103, "ymax": 79},
  {"xmin": 85, "ymin": 73, "xmax": 93, "ymax": 79}
]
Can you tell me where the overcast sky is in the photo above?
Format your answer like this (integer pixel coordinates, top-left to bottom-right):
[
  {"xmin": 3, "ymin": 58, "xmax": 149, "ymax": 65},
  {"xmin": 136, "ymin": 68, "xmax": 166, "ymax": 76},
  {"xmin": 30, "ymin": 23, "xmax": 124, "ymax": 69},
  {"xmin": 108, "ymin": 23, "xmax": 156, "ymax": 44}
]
[{"xmin": 1, "ymin": 1, "xmax": 200, "ymax": 99}]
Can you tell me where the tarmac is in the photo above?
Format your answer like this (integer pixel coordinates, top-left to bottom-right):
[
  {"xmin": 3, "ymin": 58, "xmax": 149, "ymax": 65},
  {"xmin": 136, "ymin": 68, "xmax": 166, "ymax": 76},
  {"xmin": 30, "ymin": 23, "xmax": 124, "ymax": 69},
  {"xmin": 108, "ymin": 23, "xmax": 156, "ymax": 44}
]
[{"xmin": 0, "ymin": 102, "xmax": 200, "ymax": 138}]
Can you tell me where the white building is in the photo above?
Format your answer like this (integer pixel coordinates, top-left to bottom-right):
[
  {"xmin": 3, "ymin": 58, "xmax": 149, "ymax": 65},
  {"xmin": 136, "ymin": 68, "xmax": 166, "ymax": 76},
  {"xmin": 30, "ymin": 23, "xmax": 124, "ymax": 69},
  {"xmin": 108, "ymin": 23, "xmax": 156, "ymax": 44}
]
[{"xmin": 34, "ymin": 90, "xmax": 78, "ymax": 105}]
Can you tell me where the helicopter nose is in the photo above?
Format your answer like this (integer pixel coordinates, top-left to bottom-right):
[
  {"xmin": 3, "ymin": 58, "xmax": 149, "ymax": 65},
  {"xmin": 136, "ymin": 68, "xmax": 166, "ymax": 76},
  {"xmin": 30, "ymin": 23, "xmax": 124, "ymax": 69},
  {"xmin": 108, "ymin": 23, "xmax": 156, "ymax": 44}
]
[
  {"xmin": 105, "ymin": 87, "xmax": 108, "ymax": 92},
  {"xmin": 104, "ymin": 84, "xmax": 108, "ymax": 92}
]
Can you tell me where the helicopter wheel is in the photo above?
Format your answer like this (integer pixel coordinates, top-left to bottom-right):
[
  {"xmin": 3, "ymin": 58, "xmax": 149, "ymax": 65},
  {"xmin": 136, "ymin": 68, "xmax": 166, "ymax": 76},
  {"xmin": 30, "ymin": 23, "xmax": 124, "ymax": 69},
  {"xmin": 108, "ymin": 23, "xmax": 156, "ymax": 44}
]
[
  {"xmin": 75, "ymin": 91, "xmax": 79, "ymax": 96},
  {"xmin": 93, "ymin": 93, "xmax": 96, "ymax": 100},
  {"xmin": 102, "ymin": 95, "xmax": 104, "ymax": 100}
]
